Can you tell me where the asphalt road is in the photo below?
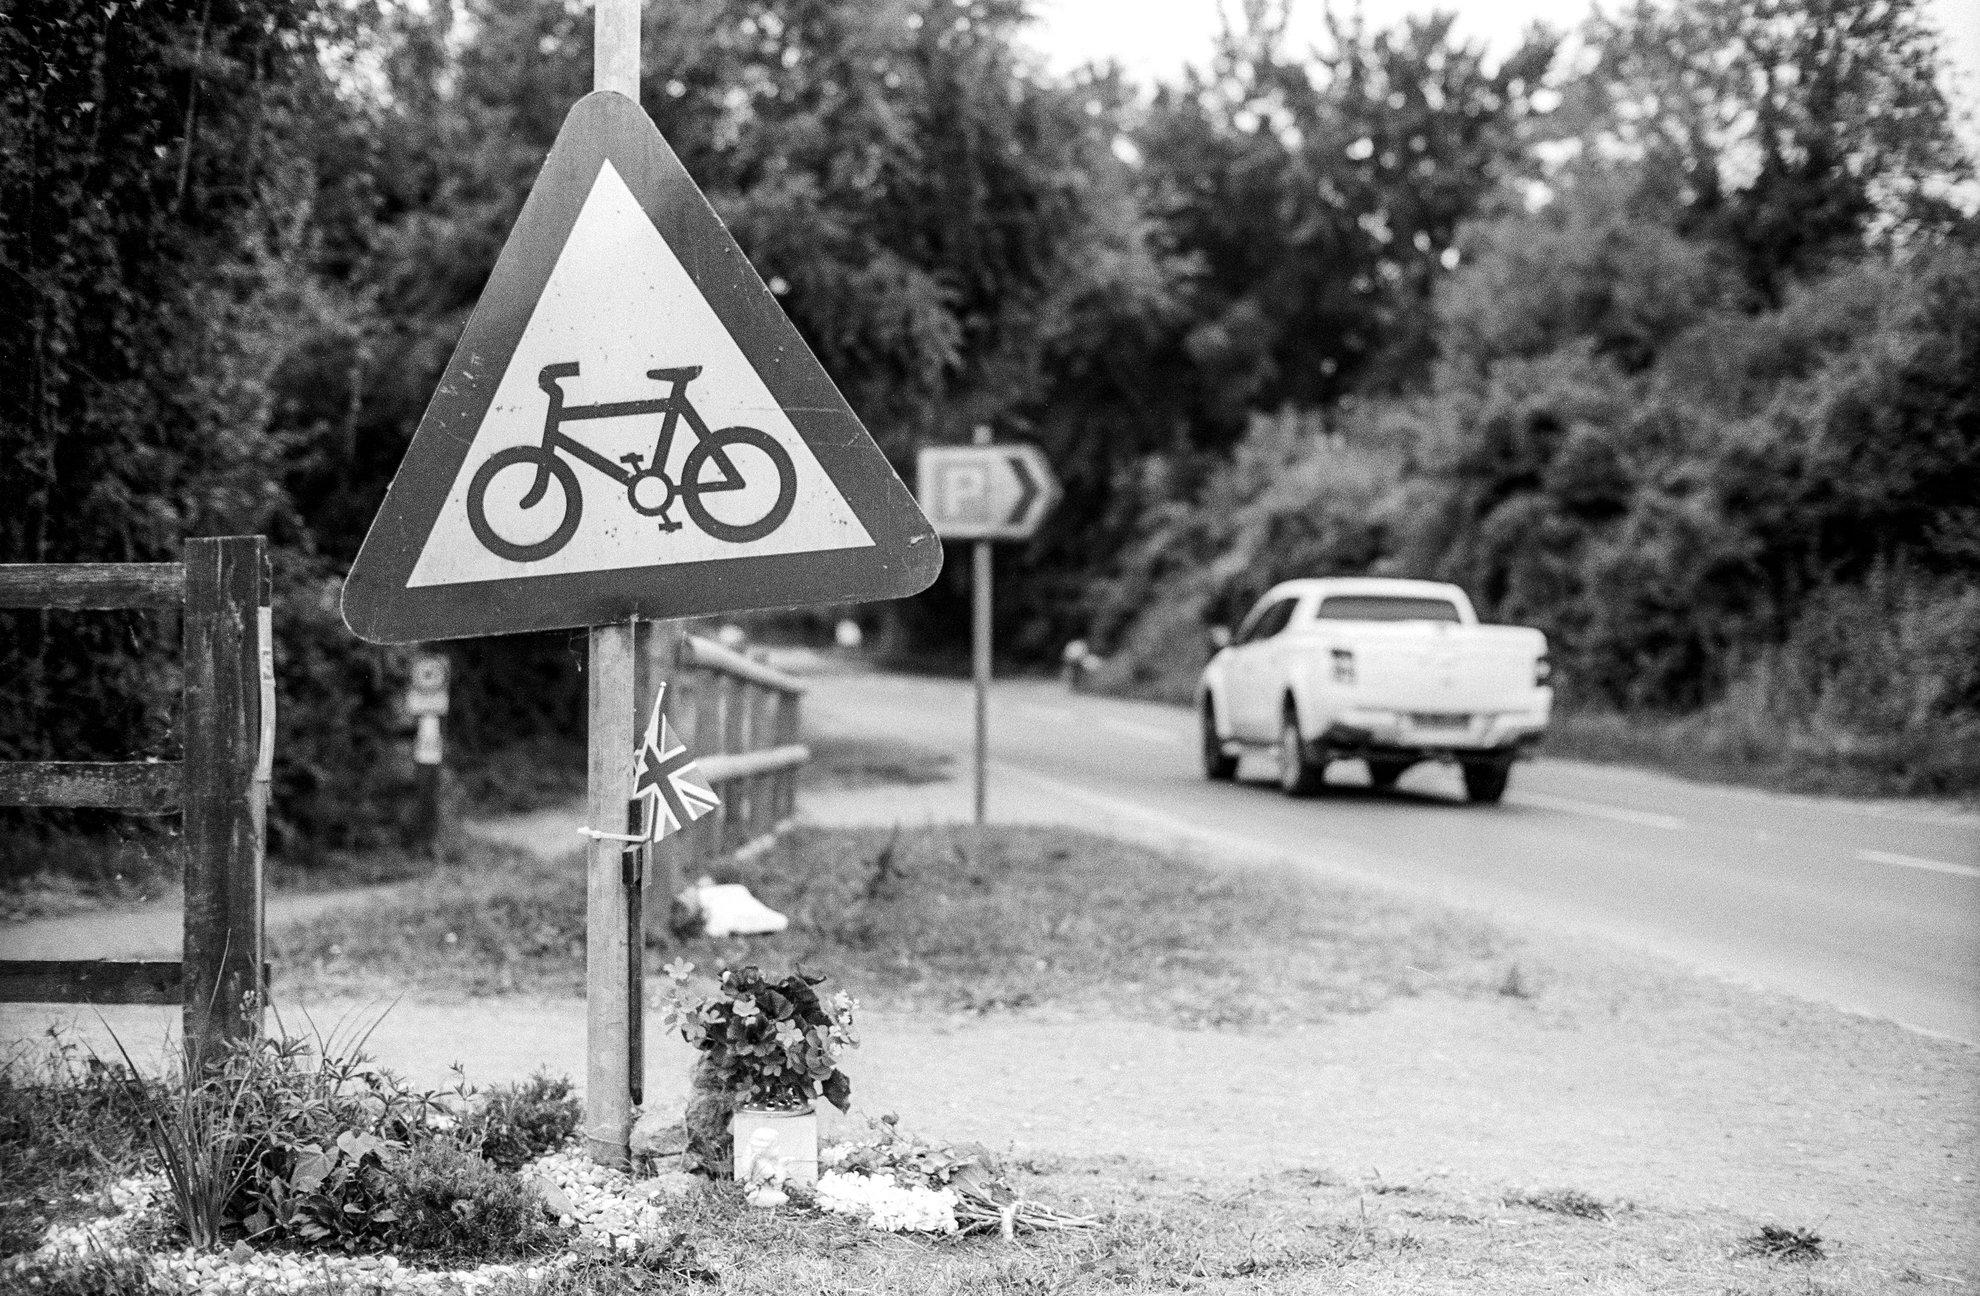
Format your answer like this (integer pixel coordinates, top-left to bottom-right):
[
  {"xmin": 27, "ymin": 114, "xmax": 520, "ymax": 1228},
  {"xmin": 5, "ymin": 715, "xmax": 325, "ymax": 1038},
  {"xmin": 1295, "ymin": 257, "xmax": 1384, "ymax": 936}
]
[{"xmin": 798, "ymin": 664, "xmax": 1980, "ymax": 1046}]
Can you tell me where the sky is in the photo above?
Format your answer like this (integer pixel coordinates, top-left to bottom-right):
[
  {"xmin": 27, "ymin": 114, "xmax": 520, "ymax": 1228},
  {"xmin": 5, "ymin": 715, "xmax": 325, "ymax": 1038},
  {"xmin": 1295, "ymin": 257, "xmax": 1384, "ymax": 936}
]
[{"xmin": 1019, "ymin": 0, "xmax": 1980, "ymax": 146}]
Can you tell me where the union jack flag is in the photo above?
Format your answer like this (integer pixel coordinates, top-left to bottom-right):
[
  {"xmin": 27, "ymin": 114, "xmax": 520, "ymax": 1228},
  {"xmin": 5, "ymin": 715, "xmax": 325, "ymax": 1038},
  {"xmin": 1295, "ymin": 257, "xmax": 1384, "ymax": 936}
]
[{"xmin": 632, "ymin": 684, "xmax": 720, "ymax": 841}]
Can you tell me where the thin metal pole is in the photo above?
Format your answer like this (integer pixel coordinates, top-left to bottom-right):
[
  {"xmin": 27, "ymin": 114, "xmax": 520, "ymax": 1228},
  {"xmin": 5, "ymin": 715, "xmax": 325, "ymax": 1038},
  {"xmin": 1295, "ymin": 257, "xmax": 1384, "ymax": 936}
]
[
  {"xmin": 594, "ymin": 0, "xmax": 639, "ymax": 98},
  {"xmin": 584, "ymin": 0, "xmax": 640, "ymax": 1169},
  {"xmin": 585, "ymin": 620, "xmax": 638, "ymax": 1167},
  {"xmin": 973, "ymin": 540, "xmax": 990, "ymax": 828},
  {"xmin": 971, "ymin": 423, "xmax": 992, "ymax": 833}
]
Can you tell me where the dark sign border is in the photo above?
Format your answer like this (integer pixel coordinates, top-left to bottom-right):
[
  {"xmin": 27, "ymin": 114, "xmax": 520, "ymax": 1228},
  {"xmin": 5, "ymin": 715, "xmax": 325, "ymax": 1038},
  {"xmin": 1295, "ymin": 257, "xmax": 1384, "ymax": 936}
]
[{"xmin": 342, "ymin": 91, "xmax": 942, "ymax": 644}]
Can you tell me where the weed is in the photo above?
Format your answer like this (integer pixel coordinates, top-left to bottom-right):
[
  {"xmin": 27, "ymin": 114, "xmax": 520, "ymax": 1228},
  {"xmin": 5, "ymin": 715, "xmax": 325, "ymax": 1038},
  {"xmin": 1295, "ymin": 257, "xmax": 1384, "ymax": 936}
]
[
  {"xmin": 1497, "ymin": 964, "xmax": 1534, "ymax": 999},
  {"xmin": 386, "ymin": 1142, "xmax": 560, "ymax": 1265},
  {"xmin": 1739, "ymin": 1224, "xmax": 1825, "ymax": 1262},
  {"xmin": 461, "ymin": 1073, "xmax": 583, "ymax": 1172},
  {"xmin": 862, "ymin": 825, "xmax": 905, "ymax": 900},
  {"xmin": 102, "ymin": 1029, "xmax": 258, "ymax": 1250},
  {"xmin": 1505, "ymin": 1187, "xmax": 1610, "ymax": 1219}
]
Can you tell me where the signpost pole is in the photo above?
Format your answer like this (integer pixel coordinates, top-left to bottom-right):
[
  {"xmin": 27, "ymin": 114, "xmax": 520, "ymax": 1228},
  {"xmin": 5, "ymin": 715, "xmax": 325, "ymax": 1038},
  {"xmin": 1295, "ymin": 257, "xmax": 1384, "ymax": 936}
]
[
  {"xmin": 971, "ymin": 425, "xmax": 992, "ymax": 836},
  {"xmin": 584, "ymin": 618, "xmax": 638, "ymax": 1166},
  {"xmin": 583, "ymin": 0, "xmax": 641, "ymax": 1170}
]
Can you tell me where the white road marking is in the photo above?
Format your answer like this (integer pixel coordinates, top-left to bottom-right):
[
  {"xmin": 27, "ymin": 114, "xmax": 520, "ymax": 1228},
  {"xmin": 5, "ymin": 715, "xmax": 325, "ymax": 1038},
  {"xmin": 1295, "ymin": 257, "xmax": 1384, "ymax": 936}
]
[
  {"xmin": 1857, "ymin": 849, "xmax": 1980, "ymax": 880},
  {"xmin": 1096, "ymin": 715, "xmax": 1180, "ymax": 744},
  {"xmin": 1511, "ymin": 792, "xmax": 1685, "ymax": 831}
]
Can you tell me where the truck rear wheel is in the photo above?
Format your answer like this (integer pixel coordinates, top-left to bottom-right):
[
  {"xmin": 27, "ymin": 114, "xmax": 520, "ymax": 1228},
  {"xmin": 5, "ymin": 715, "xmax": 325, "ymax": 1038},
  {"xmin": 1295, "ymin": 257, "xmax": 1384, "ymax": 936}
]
[
  {"xmin": 1461, "ymin": 759, "xmax": 1512, "ymax": 804},
  {"xmin": 1277, "ymin": 708, "xmax": 1326, "ymax": 797},
  {"xmin": 1201, "ymin": 699, "xmax": 1238, "ymax": 781},
  {"xmin": 1367, "ymin": 758, "xmax": 1413, "ymax": 790}
]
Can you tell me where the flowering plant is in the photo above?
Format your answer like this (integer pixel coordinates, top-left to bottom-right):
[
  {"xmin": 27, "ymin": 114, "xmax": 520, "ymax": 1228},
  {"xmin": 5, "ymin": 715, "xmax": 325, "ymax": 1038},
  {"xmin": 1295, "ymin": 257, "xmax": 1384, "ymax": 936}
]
[{"xmin": 657, "ymin": 963, "xmax": 857, "ymax": 1112}]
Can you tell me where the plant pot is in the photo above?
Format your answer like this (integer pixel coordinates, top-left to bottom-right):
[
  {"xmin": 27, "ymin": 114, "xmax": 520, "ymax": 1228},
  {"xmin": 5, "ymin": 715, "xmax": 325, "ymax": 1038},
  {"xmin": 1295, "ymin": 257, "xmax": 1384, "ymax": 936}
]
[{"xmin": 732, "ymin": 1104, "xmax": 817, "ymax": 1186}]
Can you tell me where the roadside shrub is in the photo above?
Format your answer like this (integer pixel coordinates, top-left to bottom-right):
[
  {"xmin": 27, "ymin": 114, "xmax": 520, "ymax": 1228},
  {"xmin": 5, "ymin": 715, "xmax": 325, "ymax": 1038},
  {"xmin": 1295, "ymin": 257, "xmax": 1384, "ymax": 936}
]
[
  {"xmin": 386, "ymin": 1142, "xmax": 558, "ymax": 1265},
  {"xmin": 462, "ymin": 1073, "xmax": 583, "ymax": 1172},
  {"xmin": 110, "ymin": 1029, "xmax": 448, "ymax": 1250},
  {"xmin": 214, "ymin": 1033, "xmax": 444, "ymax": 1250},
  {"xmin": 100, "ymin": 1026, "xmax": 589, "ymax": 1260}
]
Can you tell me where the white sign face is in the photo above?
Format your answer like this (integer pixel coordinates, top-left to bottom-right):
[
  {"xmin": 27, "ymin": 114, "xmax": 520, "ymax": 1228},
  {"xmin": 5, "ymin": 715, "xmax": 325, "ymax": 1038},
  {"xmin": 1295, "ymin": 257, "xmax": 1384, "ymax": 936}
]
[
  {"xmin": 405, "ymin": 161, "xmax": 874, "ymax": 589},
  {"xmin": 406, "ymin": 652, "xmax": 449, "ymax": 717},
  {"xmin": 916, "ymin": 445, "xmax": 1061, "ymax": 540}
]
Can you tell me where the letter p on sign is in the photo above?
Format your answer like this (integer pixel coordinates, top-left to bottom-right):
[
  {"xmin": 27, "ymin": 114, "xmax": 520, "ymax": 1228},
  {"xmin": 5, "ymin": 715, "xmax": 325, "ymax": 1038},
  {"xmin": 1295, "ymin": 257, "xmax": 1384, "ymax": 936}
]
[{"xmin": 940, "ymin": 463, "xmax": 994, "ymax": 526}]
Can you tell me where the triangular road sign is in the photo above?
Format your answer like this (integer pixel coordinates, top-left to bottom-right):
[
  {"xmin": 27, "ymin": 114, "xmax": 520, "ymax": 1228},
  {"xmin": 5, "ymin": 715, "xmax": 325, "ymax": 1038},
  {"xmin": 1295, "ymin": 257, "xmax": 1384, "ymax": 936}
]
[{"xmin": 342, "ymin": 91, "xmax": 942, "ymax": 643}]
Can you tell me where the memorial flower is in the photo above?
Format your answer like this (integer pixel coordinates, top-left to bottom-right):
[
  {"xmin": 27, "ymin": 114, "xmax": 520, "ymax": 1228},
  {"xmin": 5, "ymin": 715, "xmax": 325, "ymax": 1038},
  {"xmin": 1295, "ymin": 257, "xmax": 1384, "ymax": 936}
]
[{"xmin": 658, "ymin": 963, "xmax": 858, "ymax": 1112}]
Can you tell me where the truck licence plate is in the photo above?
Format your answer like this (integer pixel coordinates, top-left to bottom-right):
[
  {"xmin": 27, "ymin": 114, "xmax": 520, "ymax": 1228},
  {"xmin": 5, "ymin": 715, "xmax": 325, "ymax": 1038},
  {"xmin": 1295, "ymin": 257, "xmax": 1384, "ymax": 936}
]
[{"xmin": 1409, "ymin": 712, "xmax": 1471, "ymax": 729}]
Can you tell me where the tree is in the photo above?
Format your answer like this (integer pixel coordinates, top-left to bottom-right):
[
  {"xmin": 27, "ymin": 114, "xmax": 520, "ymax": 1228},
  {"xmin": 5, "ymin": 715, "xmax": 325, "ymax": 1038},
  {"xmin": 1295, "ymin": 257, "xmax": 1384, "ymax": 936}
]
[
  {"xmin": 1135, "ymin": 1, "xmax": 1556, "ymax": 442},
  {"xmin": 1581, "ymin": 0, "xmax": 1971, "ymax": 301},
  {"xmin": 1, "ymin": 0, "xmax": 372, "ymax": 770}
]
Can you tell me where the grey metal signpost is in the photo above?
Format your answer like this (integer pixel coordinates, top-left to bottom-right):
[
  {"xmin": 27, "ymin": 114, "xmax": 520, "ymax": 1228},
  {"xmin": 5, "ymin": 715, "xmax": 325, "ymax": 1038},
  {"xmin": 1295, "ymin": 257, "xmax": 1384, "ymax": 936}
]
[
  {"xmin": 916, "ymin": 435, "xmax": 1062, "ymax": 832},
  {"xmin": 341, "ymin": 0, "xmax": 939, "ymax": 1166}
]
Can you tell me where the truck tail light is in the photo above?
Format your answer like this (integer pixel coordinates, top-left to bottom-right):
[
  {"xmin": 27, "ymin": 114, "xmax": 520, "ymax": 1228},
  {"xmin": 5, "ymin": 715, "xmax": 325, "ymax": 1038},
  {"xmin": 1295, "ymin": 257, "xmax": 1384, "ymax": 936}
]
[
  {"xmin": 1331, "ymin": 648, "xmax": 1356, "ymax": 684},
  {"xmin": 1535, "ymin": 654, "xmax": 1552, "ymax": 686}
]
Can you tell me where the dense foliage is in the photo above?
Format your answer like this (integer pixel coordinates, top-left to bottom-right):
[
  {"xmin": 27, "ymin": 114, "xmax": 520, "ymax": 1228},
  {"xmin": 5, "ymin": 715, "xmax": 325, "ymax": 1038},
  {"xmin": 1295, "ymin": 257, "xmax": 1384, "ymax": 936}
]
[
  {"xmin": 114, "ymin": 1031, "xmax": 574, "ymax": 1255},
  {"xmin": 1088, "ymin": 0, "xmax": 1977, "ymax": 792},
  {"xmin": 659, "ymin": 963, "xmax": 859, "ymax": 1113},
  {"xmin": 2, "ymin": 0, "xmax": 1973, "ymax": 852}
]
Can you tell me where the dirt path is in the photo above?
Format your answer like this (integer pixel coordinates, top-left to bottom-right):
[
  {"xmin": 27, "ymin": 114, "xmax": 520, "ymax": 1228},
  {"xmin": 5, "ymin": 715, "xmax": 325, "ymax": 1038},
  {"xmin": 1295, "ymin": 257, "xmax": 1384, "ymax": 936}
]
[{"xmin": 0, "ymin": 813, "xmax": 572, "ymax": 962}]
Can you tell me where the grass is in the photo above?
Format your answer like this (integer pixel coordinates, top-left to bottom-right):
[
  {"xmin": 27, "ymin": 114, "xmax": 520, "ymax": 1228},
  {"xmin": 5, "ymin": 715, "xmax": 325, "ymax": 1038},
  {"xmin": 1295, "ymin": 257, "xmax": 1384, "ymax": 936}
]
[
  {"xmin": 274, "ymin": 824, "xmax": 1519, "ymax": 1027},
  {"xmin": 472, "ymin": 1160, "xmax": 1907, "ymax": 1294},
  {"xmin": 1504, "ymin": 1186, "xmax": 1613, "ymax": 1219},
  {"xmin": 0, "ymin": 821, "xmax": 181, "ymax": 922},
  {"xmin": 801, "ymin": 733, "xmax": 955, "ymax": 791},
  {"xmin": 1545, "ymin": 707, "xmax": 1980, "ymax": 802},
  {"xmin": 0, "ymin": 1030, "xmax": 159, "ymax": 1257},
  {"xmin": 0, "ymin": 1132, "xmax": 1937, "ymax": 1296}
]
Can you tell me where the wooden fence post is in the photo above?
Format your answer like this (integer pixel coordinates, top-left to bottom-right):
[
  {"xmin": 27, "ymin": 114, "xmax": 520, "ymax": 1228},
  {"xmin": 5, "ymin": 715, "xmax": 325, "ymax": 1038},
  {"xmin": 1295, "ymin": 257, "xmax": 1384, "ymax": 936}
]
[{"xmin": 180, "ymin": 536, "xmax": 269, "ymax": 1066}]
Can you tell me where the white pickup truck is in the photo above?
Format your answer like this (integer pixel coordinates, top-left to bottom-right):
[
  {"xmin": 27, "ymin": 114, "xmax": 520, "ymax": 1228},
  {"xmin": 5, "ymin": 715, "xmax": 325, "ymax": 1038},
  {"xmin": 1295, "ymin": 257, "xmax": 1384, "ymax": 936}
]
[{"xmin": 1197, "ymin": 578, "xmax": 1552, "ymax": 802}]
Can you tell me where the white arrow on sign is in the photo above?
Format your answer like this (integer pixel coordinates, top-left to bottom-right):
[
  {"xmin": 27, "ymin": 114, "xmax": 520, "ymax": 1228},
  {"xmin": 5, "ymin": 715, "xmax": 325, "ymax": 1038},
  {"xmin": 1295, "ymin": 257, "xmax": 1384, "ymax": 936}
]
[{"xmin": 915, "ymin": 445, "xmax": 1061, "ymax": 541}]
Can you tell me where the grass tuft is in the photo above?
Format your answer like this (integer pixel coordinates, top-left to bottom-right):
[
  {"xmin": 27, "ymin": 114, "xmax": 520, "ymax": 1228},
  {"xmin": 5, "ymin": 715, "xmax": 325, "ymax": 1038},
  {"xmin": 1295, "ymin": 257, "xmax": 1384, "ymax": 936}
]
[
  {"xmin": 386, "ymin": 1141, "xmax": 561, "ymax": 1265},
  {"xmin": 1504, "ymin": 1187, "xmax": 1610, "ymax": 1219},
  {"xmin": 461, "ymin": 1072, "xmax": 583, "ymax": 1172},
  {"xmin": 1496, "ymin": 964, "xmax": 1534, "ymax": 999},
  {"xmin": 1739, "ymin": 1223, "xmax": 1826, "ymax": 1263}
]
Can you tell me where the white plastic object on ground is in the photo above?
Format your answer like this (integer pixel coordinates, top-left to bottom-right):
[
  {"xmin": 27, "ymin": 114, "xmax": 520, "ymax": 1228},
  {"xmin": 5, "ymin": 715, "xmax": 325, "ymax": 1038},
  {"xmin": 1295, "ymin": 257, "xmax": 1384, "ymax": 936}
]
[{"xmin": 692, "ymin": 880, "xmax": 789, "ymax": 936}]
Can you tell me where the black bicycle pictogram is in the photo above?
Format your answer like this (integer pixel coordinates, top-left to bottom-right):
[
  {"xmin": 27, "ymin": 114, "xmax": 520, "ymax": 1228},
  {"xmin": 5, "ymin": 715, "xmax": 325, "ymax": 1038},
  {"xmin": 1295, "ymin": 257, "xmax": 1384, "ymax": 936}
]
[{"xmin": 465, "ymin": 362, "xmax": 797, "ymax": 562}]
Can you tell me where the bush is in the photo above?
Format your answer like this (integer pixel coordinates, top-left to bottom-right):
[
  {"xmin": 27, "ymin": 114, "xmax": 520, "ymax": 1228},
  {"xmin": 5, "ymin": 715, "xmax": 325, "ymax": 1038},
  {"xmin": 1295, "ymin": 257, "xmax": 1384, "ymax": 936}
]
[
  {"xmin": 461, "ymin": 1073, "xmax": 584, "ymax": 1172},
  {"xmin": 98, "ymin": 1028, "xmax": 592, "ymax": 1262},
  {"xmin": 386, "ymin": 1142, "xmax": 558, "ymax": 1265},
  {"xmin": 105, "ymin": 1028, "xmax": 449, "ymax": 1251}
]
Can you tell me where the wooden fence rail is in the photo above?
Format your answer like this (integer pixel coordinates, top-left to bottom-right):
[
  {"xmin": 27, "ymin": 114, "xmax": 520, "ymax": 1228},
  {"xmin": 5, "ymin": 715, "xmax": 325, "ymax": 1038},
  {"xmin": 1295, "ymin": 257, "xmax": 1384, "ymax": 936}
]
[
  {"xmin": 633, "ymin": 629, "xmax": 808, "ymax": 915},
  {"xmin": 0, "ymin": 538, "xmax": 272, "ymax": 1063}
]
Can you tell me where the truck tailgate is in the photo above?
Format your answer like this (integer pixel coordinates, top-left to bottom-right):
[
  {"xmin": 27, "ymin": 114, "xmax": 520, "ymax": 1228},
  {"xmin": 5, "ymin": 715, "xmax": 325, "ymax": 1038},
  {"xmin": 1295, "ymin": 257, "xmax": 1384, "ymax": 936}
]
[{"xmin": 1339, "ymin": 624, "xmax": 1541, "ymax": 713}]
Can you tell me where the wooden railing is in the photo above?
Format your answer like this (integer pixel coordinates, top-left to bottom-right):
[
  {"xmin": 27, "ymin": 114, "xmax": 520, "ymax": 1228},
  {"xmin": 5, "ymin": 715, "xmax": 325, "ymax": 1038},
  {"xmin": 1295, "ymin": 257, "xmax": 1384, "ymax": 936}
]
[
  {"xmin": 0, "ymin": 538, "xmax": 272, "ymax": 1061},
  {"xmin": 661, "ymin": 632, "xmax": 809, "ymax": 871}
]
